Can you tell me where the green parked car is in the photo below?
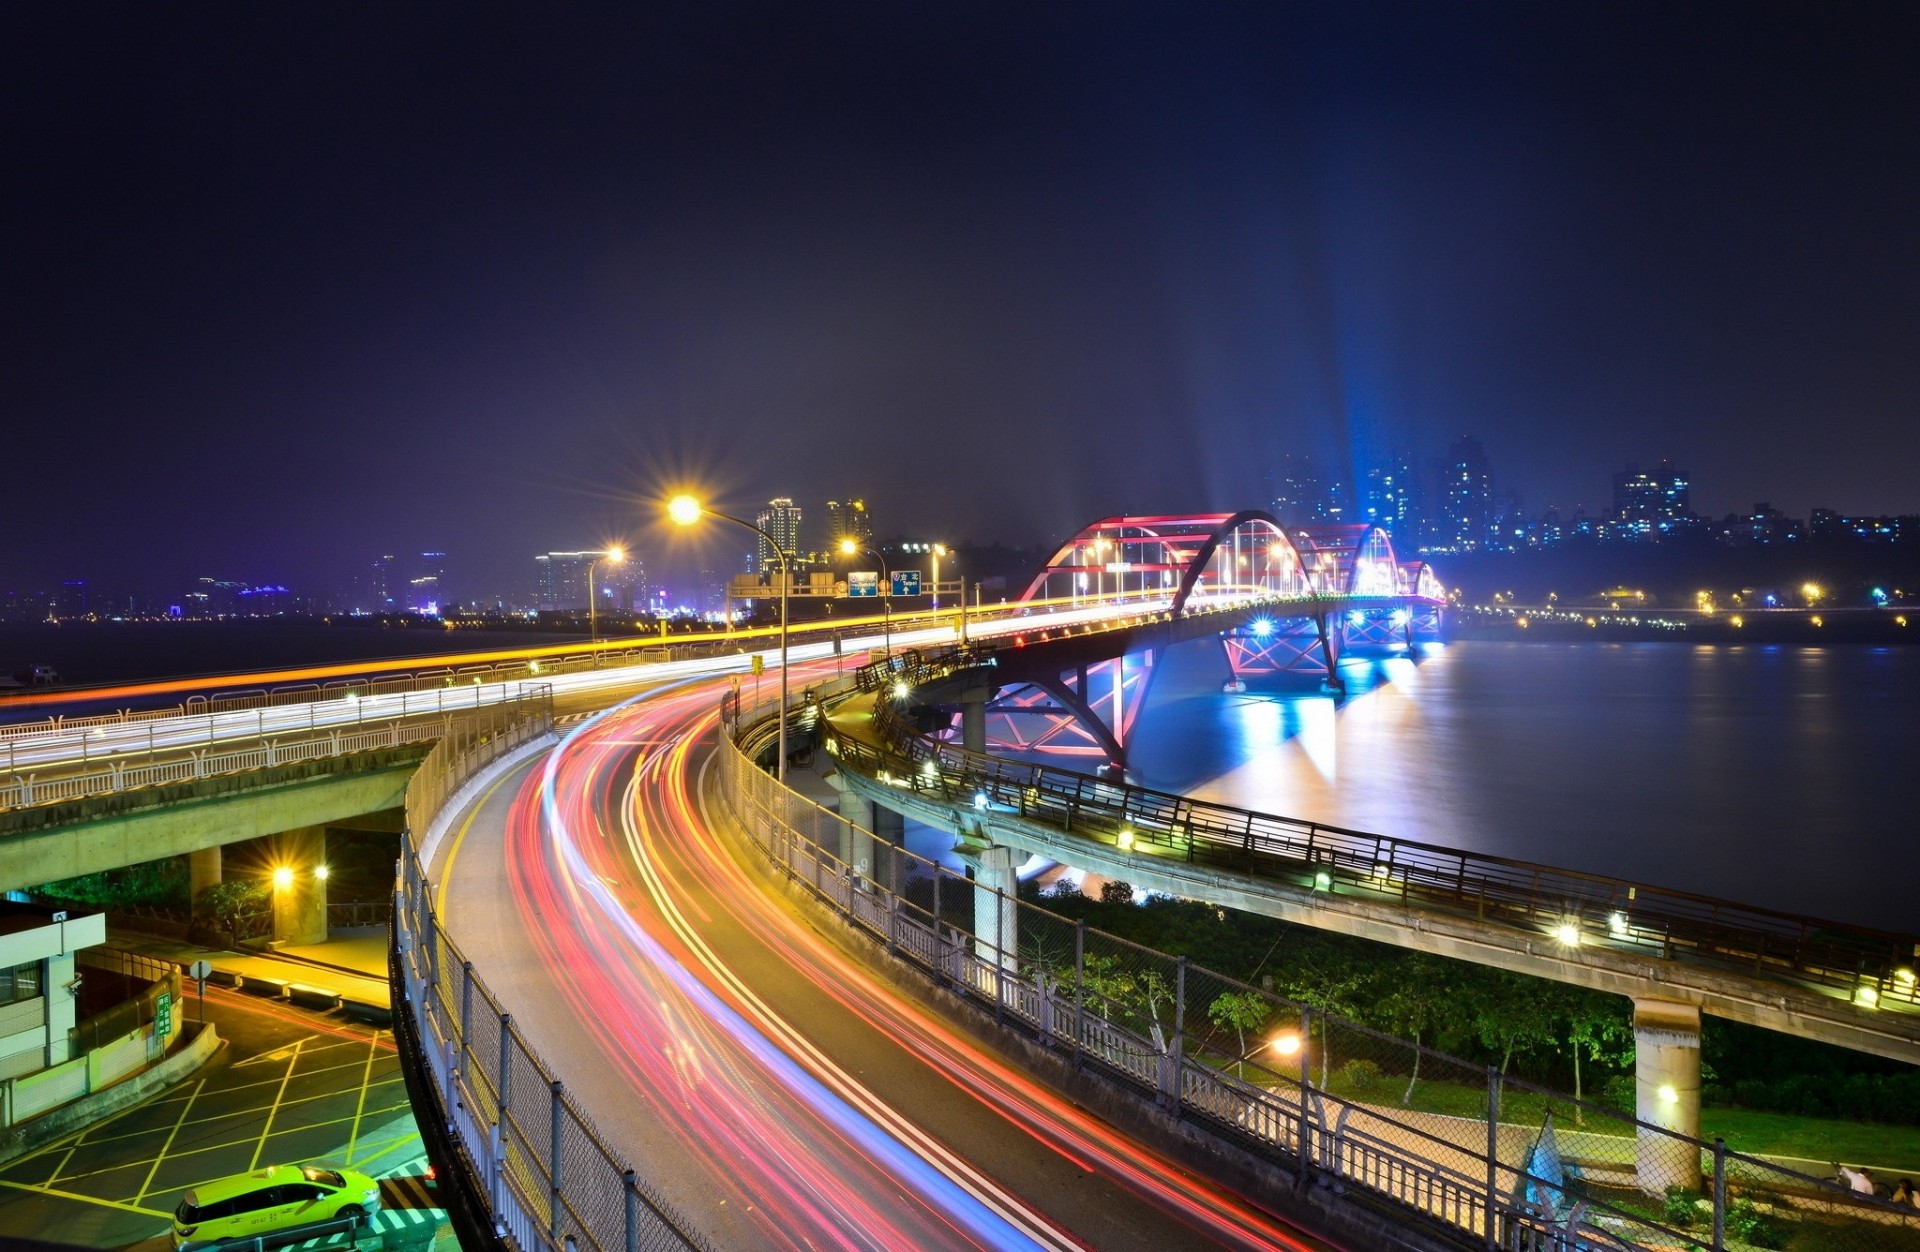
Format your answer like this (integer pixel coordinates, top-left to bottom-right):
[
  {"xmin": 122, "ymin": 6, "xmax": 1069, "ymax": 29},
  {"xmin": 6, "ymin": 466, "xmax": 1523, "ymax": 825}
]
[{"xmin": 172, "ymin": 1163, "xmax": 380, "ymax": 1250}]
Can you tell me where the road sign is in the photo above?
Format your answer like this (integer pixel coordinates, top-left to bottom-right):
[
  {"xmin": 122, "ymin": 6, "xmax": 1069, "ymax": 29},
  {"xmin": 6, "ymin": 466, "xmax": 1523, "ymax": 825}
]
[
  {"xmin": 154, "ymin": 991, "xmax": 172, "ymax": 1039},
  {"xmin": 891, "ymin": 570, "xmax": 922, "ymax": 596},
  {"xmin": 187, "ymin": 960, "xmax": 212, "ymax": 1024},
  {"xmin": 847, "ymin": 571, "xmax": 880, "ymax": 597},
  {"xmin": 750, "ymin": 654, "xmax": 765, "ymax": 676}
]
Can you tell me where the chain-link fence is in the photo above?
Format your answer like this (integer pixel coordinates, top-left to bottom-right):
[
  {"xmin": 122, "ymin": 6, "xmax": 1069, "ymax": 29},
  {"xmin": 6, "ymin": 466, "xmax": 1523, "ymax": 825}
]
[
  {"xmin": 394, "ymin": 688, "xmax": 709, "ymax": 1252},
  {"xmin": 728, "ymin": 689, "xmax": 1920, "ymax": 1252}
]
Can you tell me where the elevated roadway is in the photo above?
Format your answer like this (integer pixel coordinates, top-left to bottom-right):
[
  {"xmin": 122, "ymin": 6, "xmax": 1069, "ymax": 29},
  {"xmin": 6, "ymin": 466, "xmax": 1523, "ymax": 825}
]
[{"xmin": 424, "ymin": 662, "xmax": 1344, "ymax": 1251}]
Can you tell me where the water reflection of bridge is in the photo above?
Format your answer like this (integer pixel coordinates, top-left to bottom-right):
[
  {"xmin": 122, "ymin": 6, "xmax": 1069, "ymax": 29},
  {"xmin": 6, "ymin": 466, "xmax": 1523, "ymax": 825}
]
[{"xmin": 927, "ymin": 512, "xmax": 1447, "ymax": 773}]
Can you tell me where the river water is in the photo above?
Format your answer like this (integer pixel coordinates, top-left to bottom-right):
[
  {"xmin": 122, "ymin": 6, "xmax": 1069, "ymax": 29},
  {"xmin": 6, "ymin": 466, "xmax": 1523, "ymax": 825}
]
[{"xmin": 1122, "ymin": 640, "xmax": 1914, "ymax": 934}]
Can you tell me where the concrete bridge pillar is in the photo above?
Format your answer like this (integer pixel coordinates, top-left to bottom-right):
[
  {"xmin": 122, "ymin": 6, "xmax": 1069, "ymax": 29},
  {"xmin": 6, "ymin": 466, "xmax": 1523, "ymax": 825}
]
[
  {"xmin": 1632, "ymin": 998, "xmax": 1703, "ymax": 1193},
  {"xmin": 826, "ymin": 774, "xmax": 876, "ymax": 881},
  {"xmin": 189, "ymin": 845, "xmax": 222, "ymax": 915},
  {"xmin": 972, "ymin": 845, "xmax": 1021, "ymax": 972},
  {"xmin": 272, "ymin": 826, "xmax": 328, "ymax": 947},
  {"xmin": 959, "ymin": 685, "xmax": 991, "ymax": 755}
]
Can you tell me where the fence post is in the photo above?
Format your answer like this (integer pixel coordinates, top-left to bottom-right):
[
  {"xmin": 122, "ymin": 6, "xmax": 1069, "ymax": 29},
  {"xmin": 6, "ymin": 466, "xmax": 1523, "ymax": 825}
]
[
  {"xmin": 1299, "ymin": 1007, "xmax": 1313, "ymax": 1188},
  {"xmin": 460, "ymin": 962, "xmax": 474, "ymax": 1070},
  {"xmin": 1073, "ymin": 920, "xmax": 1086, "ymax": 1069},
  {"xmin": 624, "ymin": 1168, "xmax": 640, "ymax": 1252},
  {"xmin": 1170, "ymin": 956, "xmax": 1186, "ymax": 1112},
  {"xmin": 1711, "ymin": 1137, "xmax": 1726, "ymax": 1252},
  {"xmin": 549, "ymin": 1080, "xmax": 565, "ymax": 1239},
  {"xmin": 1484, "ymin": 1066, "xmax": 1500, "ymax": 1252},
  {"xmin": 498, "ymin": 1014, "xmax": 512, "ymax": 1125}
]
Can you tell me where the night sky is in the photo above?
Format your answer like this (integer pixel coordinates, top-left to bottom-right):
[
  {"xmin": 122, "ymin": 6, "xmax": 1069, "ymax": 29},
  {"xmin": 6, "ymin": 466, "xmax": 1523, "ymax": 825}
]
[{"xmin": 6, "ymin": 3, "xmax": 1918, "ymax": 595}]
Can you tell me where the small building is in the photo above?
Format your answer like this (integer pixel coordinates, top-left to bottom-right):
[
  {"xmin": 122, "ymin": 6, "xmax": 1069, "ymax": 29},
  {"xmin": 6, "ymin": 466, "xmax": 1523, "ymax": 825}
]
[{"xmin": 0, "ymin": 904, "xmax": 107, "ymax": 1080}]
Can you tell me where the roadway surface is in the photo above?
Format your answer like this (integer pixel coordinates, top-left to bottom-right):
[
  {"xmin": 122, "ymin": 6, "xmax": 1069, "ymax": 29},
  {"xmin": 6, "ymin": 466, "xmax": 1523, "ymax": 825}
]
[
  {"xmin": 433, "ymin": 660, "xmax": 1338, "ymax": 1251},
  {"xmin": 0, "ymin": 985, "xmax": 444, "ymax": 1249}
]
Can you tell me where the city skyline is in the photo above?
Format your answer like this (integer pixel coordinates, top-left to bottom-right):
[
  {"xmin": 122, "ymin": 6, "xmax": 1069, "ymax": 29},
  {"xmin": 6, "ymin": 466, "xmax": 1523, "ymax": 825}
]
[{"xmin": 6, "ymin": 5, "xmax": 1920, "ymax": 595}]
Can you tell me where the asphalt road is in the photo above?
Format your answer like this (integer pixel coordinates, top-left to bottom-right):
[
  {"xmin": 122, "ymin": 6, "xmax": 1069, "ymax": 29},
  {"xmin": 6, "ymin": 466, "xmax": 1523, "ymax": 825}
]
[
  {"xmin": 433, "ymin": 665, "xmax": 1342, "ymax": 1250},
  {"xmin": 0, "ymin": 986, "xmax": 444, "ymax": 1250}
]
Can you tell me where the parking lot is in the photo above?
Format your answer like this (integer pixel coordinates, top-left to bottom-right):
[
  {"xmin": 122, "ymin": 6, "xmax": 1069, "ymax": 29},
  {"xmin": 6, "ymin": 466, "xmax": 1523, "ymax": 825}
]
[{"xmin": 0, "ymin": 984, "xmax": 445, "ymax": 1249}]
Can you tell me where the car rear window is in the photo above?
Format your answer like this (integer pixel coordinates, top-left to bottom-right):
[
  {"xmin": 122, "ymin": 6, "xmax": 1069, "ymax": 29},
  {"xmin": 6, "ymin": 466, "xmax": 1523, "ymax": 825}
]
[{"xmin": 301, "ymin": 1167, "xmax": 345, "ymax": 1188}]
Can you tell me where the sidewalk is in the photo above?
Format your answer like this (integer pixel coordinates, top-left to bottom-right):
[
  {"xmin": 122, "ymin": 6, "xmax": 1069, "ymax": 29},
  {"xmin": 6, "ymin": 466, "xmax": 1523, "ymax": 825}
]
[{"xmin": 108, "ymin": 924, "xmax": 392, "ymax": 1012}]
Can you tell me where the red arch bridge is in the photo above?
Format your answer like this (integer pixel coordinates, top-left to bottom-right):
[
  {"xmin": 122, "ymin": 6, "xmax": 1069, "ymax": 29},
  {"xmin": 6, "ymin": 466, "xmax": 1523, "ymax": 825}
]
[{"xmin": 874, "ymin": 510, "xmax": 1447, "ymax": 774}]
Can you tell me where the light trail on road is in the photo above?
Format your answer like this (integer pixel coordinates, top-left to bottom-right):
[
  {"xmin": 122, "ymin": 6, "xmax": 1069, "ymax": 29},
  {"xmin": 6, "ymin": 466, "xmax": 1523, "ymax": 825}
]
[{"xmin": 497, "ymin": 658, "xmax": 1333, "ymax": 1251}]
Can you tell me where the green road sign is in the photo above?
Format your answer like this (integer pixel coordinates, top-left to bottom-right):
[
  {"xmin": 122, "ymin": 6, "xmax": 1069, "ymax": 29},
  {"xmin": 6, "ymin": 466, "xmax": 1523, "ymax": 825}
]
[{"xmin": 154, "ymin": 991, "xmax": 172, "ymax": 1038}]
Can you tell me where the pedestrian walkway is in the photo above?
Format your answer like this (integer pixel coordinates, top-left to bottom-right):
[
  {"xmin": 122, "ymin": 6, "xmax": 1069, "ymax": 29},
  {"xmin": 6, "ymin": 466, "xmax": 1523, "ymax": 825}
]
[{"xmin": 108, "ymin": 925, "xmax": 391, "ymax": 1012}]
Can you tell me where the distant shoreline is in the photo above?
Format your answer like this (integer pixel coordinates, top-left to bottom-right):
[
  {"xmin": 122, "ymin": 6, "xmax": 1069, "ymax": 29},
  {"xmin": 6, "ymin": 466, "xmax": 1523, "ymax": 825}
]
[{"xmin": 1451, "ymin": 606, "xmax": 1915, "ymax": 646}]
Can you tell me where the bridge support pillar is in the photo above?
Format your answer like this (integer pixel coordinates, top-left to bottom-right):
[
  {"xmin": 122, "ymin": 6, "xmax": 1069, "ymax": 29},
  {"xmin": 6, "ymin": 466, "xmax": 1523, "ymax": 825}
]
[
  {"xmin": 189, "ymin": 845, "xmax": 222, "ymax": 915},
  {"xmin": 1632, "ymin": 998, "xmax": 1702, "ymax": 1193},
  {"xmin": 972, "ymin": 845, "xmax": 1020, "ymax": 973},
  {"xmin": 959, "ymin": 686, "xmax": 990, "ymax": 755},
  {"xmin": 272, "ymin": 826, "xmax": 328, "ymax": 947}
]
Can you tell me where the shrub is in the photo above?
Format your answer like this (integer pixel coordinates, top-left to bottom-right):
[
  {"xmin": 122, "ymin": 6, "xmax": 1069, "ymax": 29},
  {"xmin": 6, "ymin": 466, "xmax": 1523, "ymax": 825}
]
[
  {"xmin": 1340, "ymin": 1059, "xmax": 1383, "ymax": 1094},
  {"xmin": 1724, "ymin": 1198, "xmax": 1787, "ymax": 1250},
  {"xmin": 1602, "ymin": 1075, "xmax": 1636, "ymax": 1114},
  {"xmin": 1662, "ymin": 1185, "xmax": 1703, "ymax": 1228}
]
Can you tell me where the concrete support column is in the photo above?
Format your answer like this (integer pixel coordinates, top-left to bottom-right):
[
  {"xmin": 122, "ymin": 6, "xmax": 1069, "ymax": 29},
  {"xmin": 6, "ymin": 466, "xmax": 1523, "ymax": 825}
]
[
  {"xmin": 1632, "ymin": 998, "xmax": 1703, "ymax": 1193},
  {"xmin": 835, "ymin": 787, "xmax": 875, "ymax": 881},
  {"xmin": 188, "ymin": 845, "xmax": 222, "ymax": 915},
  {"xmin": 272, "ymin": 826, "xmax": 328, "ymax": 947},
  {"xmin": 44, "ymin": 953, "xmax": 76, "ymax": 1066},
  {"xmin": 959, "ymin": 686, "xmax": 990, "ymax": 755},
  {"xmin": 972, "ymin": 845, "xmax": 1020, "ymax": 972}
]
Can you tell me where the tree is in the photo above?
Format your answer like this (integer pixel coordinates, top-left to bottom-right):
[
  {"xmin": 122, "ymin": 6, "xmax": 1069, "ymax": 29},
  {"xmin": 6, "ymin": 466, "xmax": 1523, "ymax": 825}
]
[
  {"xmin": 1207, "ymin": 991, "xmax": 1269, "ymax": 1078},
  {"xmin": 1280, "ymin": 947, "xmax": 1373, "ymax": 1087},
  {"xmin": 1374, "ymin": 955, "xmax": 1452, "ymax": 1106},
  {"xmin": 1079, "ymin": 954, "xmax": 1140, "ymax": 1021},
  {"xmin": 1561, "ymin": 991, "xmax": 1635, "ymax": 1121},
  {"xmin": 198, "ymin": 880, "xmax": 268, "ymax": 937},
  {"xmin": 1470, "ymin": 971, "xmax": 1560, "ymax": 1075}
]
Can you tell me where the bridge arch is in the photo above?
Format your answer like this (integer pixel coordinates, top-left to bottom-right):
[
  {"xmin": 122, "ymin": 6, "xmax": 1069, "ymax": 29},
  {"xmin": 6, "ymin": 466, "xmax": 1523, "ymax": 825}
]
[
  {"xmin": 1288, "ymin": 523, "xmax": 1400, "ymax": 597},
  {"xmin": 1167, "ymin": 510, "xmax": 1309, "ymax": 616},
  {"xmin": 1021, "ymin": 512, "xmax": 1314, "ymax": 615}
]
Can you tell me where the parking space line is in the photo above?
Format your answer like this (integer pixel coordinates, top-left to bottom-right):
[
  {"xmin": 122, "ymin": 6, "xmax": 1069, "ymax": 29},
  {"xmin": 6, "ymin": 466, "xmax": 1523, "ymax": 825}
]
[
  {"xmin": 344, "ymin": 1029, "xmax": 380, "ymax": 1166},
  {"xmin": 0, "ymin": 1176, "xmax": 169, "ymax": 1218},
  {"xmin": 346, "ymin": 1132, "xmax": 420, "ymax": 1173},
  {"xmin": 134, "ymin": 1076, "xmax": 205, "ymax": 1206},
  {"xmin": 248, "ymin": 1037, "xmax": 305, "ymax": 1172}
]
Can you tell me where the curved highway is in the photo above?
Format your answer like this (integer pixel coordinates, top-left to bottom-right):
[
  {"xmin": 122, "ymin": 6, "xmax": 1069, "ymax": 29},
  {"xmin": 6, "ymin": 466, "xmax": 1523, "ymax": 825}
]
[{"xmin": 432, "ymin": 659, "xmax": 1337, "ymax": 1250}]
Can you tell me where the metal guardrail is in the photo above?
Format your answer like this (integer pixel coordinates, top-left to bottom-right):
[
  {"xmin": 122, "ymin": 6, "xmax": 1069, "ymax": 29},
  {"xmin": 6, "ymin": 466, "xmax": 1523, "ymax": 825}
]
[
  {"xmin": 727, "ymin": 691, "xmax": 1920, "ymax": 1252},
  {"xmin": 853, "ymin": 647, "xmax": 1920, "ymax": 1012},
  {"xmin": 393, "ymin": 690, "xmax": 708, "ymax": 1252},
  {"xmin": 0, "ymin": 706, "xmax": 446, "ymax": 810}
]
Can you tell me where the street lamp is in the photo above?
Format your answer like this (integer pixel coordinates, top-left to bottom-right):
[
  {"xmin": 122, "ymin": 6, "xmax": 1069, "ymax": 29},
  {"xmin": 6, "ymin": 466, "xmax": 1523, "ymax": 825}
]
[
  {"xmin": 671, "ymin": 496, "xmax": 791, "ymax": 781},
  {"xmin": 930, "ymin": 543, "xmax": 948, "ymax": 609},
  {"xmin": 587, "ymin": 547, "xmax": 625, "ymax": 644},
  {"xmin": 840, "ymin": 539, "xmax": 891, "ymax": 658}
]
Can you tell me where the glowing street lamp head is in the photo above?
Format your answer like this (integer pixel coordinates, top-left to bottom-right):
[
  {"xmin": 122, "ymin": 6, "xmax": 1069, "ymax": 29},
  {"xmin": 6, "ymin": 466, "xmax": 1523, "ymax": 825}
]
[
  {"xmin": 840, "ymin": 538, "xmax": 858, "ymax": 556},
  {"xmin": 272, "ymin": 866, "xmax": 294, "ymax": 890},
  {"xmin": 667, "ymin": 495, "xmax": 703, "ymax": 527},
  {"xmin": 606, "ymin": 546, "xmax": 625, "ymax": 564},
  {"xmin": 314, "ymin": 865, "xmax": 329, "ymax": 882},
  {"xmin": 1271, "ymin": 1031, "xmax": 1302, "ymax": 1057}
]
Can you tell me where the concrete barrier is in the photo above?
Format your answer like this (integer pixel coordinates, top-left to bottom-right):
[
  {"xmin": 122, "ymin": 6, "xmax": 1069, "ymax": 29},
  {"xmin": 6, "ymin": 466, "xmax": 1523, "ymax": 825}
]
[{"xmin": 0, "ymin": 1021, "xmax": 222, "ymax": 1164}]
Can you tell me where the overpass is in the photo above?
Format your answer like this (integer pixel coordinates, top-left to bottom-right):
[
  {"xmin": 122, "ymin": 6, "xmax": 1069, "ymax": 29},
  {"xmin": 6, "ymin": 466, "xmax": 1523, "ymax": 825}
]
[{"xmin": 816, "ymin": 639, "xmax": 1920, "ymax": 1194}]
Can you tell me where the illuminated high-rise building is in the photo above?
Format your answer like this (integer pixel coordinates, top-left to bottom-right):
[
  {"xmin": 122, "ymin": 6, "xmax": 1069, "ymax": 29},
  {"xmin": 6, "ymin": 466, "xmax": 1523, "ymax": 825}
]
[
  {"xmin": 755, "ymin": 497, "xmax": 803, "ymax": 574},
  {"xmin": 1360, "ymin": 453, "xmax": 1415, "ymax": 538},
  {"xmin": 1611, "ymin": 459, "xmax": 1691, "ymax": 540},
  {"xmin": 1438, "ymin": 435, "xmax": 1493, "ymax": 551},
  {"xmin": 825, "ymin": 498, "xmax": 873, "ymax": 553}
]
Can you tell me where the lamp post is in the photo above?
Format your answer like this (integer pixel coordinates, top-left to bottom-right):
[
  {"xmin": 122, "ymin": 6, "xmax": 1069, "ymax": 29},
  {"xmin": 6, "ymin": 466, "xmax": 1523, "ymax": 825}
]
[
  {"xmin": 587, "ymin": 547, "xmax": 625, "ymax": 645},
  {"xmin": 930, "ymin": 544, "xmax": 948, "ymax": 609},
  {"xmin": 671, "ymin": 497, "xmax": 791, "ymax": 781},
  {"xmin": 840, "ymin": 539, "xmax": 891, "ymax": 659}
]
